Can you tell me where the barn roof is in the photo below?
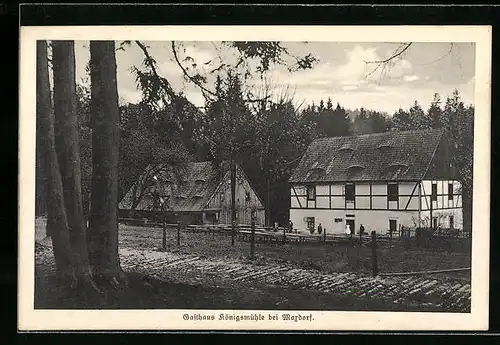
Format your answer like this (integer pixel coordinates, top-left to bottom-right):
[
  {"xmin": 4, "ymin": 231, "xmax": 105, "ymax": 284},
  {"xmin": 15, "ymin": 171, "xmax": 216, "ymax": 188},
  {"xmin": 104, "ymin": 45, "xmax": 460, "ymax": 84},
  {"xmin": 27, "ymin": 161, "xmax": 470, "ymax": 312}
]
[
  {"xmin": 289, "ymin": 128, "xmax": 445, "ymax": 183},
  {"xmin": 119, "ymin": 161, "xmax": 228, "ymax": 212}
]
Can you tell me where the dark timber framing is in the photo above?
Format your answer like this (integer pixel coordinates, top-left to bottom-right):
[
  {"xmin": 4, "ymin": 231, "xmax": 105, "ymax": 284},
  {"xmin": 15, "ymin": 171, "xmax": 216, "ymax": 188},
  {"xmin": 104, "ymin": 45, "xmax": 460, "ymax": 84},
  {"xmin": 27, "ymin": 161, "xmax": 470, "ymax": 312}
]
[
  {"xmin": 290, "ymin": 180, "xmax": 461, "ymax": 212},
  {"xmin": 291, "ymin": 185, "xmax": 303, "ymax": 209},
  {"xmin": 404, "ymin": 182, "xmax": 419, "ymax": 210},
  {"xmin": 329, "ymin": 184, "xmax": 332, "ymax": 209}
]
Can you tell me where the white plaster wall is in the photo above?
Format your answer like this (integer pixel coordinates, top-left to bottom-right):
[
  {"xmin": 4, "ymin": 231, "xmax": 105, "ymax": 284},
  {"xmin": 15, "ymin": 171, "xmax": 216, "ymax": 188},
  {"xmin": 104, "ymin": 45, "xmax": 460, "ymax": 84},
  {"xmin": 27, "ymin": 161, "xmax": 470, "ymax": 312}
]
[
  {"xmin": 331, "ymin": 184, "xmax": 343, "ymax": 195},
  {"xmin": 290, "ymin": 208, "xmax": 421, "ymax": 234},
  {"xmin": 331, "ymin": 196, "xmax": 344, "ymax": 208},
  {"xmin": 372, "ymin": 184, "xmax": 386, "ymax": 195},
  {"xmin": 372, "ymin": 196, "xmax": 386, "ymax": 209},
  {"xmin": 399, "ymin": 182, "xmax": 418, "ymax": 195},
  {"xmin": 316, "ymin": 184, "xmax": 329, "ymax": 195},
  {"xmin": 420, "ymin": 208, "xmax": 463, "ymax": 229},
  {"xmin": 356, "ymin": 183, "xmax": 370, "ymax": 196},
  {"xmin": 316, "ymin": 196, "xmax": 329, "ymax": 208},
  {"xmin": 356, "ymin": 196, "xmax": 370, "ymax": 209}
]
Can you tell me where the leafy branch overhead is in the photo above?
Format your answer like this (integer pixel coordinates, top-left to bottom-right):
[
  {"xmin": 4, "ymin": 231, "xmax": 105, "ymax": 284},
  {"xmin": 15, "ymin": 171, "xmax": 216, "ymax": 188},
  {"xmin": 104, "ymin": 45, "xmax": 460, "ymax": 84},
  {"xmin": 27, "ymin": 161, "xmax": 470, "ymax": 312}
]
[{"xmin": 126, "ymin": 40, "xmax": 319, "ymax": 105}]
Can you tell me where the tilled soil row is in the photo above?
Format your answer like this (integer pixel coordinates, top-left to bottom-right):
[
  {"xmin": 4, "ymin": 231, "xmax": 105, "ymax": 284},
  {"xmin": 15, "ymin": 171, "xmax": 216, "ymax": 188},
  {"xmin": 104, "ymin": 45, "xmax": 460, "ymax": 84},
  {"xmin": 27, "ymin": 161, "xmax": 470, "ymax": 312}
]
[{"xmin": 118, "ymin": 247, "xmax": 471, "ymax": 312}]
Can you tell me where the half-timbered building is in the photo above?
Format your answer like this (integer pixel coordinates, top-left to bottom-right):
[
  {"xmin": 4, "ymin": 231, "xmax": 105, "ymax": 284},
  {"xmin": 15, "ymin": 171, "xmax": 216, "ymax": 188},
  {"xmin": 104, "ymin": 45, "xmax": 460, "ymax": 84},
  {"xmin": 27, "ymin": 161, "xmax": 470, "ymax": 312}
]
[
  {"xmin": 289, "ymin": 128, "xmax": 463, "ymax": 234},
  {"xmin": 119, "ymin": 161, "xmax": 266, "ymax": 226}
]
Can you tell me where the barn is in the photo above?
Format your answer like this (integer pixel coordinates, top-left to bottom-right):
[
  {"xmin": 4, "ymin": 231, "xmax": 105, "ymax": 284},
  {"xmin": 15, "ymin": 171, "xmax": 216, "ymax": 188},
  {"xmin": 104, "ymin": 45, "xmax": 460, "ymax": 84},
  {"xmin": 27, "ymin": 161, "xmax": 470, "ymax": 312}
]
[
  {"xmin": 119, "ymin": 161, "xmax": 266, "ymax": 226},
  {"xmin": 289, "ymin": 128, "xmax": 463, "ymax": 234}
]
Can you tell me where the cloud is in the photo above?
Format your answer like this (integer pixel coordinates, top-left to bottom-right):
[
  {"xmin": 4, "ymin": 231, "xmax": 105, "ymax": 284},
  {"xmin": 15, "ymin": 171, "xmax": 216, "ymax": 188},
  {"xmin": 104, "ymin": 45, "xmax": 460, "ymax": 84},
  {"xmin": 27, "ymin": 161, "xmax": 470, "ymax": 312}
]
[
  {"xmin": 403, "ymin": 75, "xmax": 420, "ymax": 82},
  {"xmin": 119, "ymin": 89, "xmax": 142, "ymax": 104},
  {"xmin": 342, "ymin": 85, "xmax": 358, "ymax": 91},
  {"xmin": 72, "ymin": 41, "xmax": 473, "ymax": 114},
  {"xmin": 183, "ymin": 44, "xmax": 215, "ymax": 66}
]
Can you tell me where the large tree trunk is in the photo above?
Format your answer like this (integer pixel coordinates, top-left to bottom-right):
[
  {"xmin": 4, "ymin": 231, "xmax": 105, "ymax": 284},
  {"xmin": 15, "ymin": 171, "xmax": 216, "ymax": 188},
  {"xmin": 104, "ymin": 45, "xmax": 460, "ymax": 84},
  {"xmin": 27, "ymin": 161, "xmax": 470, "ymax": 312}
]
[
  {"xmin": 36, "ymin": 40, "xmax": 76, "ymax": 286},
  {"xmin": 88, "ymin": 41, "xmax": 125, "ymax": 286},
  {"xmin": 52, "ymin": 40, "xmax": 97, "ymax": 290},
  {"xmin": 35, "ymin": 123, "xmax": 47, "ymax": 220}
]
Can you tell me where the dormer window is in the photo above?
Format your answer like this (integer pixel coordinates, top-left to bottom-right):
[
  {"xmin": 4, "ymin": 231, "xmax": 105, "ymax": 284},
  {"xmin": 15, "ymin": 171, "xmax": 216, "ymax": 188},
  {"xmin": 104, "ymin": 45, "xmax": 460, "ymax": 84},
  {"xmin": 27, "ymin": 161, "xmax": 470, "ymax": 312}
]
[
  {"xmin": 338, "ymin": 144, "xmax": 355, "ymax": 152},
  {"xmin": 377, "ymin": 144, "xmax": 393, "ymax": 150},
  {"xmin": 388, "ymin": 163, "xmax": 408, "ymax": 169},
  {"xmin": 385, "ymin": 163, "xmax": 408, "ymax": 178},
  {"xmin": 306, "ymin": 167, "xmax": 325, "ymax": 180},
  {"xmin": 346, "ymin": 165, "xmax": 365, "ymax": 179}
]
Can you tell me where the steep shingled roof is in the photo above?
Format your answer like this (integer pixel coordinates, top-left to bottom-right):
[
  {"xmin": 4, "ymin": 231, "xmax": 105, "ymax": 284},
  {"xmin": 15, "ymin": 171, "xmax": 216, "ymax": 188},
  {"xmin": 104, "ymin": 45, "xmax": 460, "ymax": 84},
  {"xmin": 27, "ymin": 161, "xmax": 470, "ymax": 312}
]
[
  {"xmin": 119, "ymin": 161, "xmax": 227, "ymax": 212},
  {"xmin": 289, "ymin": 128, "xmax": 445, "ymax": 183}
]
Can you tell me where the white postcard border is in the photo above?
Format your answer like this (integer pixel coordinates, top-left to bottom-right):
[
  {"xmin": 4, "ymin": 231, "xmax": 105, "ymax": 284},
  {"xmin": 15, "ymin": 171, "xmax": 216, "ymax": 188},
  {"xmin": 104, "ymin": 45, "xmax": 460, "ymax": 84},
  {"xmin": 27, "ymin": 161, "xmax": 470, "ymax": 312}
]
[{"xmin": 18, "ymin": 25, "xmax": 492, "ymax": 331}]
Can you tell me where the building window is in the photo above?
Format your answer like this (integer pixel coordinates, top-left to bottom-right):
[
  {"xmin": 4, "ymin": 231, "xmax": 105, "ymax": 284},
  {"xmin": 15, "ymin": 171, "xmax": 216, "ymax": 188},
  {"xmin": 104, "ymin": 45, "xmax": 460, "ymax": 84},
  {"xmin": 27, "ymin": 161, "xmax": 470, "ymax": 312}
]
[
  {"xmin": 307, "ymin": 185, "xmax": 316, "ymax": 201},
  {"xmin": 431, "ymin": 183, "xmax": 438, "ymax": 201},
  {"xmin": 345, "ymin": 183, "xmax": 355, "ymax": 201},
  {"xmin": 388, "ymin": 183, "xmax": 399, "ymax": 202},
  {"xmin": 448, "ymin": 183, "xmax": 453, "ymax": 200},
  {"xmin": 245, "ymin": 191, "xmax": 250, "ymax": 202},
  {"xmin": 306, "ymin": 217, "xmax": 315, "ymax": 231}
]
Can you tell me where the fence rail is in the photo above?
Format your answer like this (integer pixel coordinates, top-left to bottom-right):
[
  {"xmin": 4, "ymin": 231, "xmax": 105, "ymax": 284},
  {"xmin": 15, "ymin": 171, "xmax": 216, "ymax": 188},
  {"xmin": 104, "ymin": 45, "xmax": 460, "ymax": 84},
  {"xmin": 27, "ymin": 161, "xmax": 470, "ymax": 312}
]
[
  {"xmin": 119, "ymin": 218, "xmax": 471, "ymax": 250},
  {"xmin": 118, "ymin": 218, "xmax": 471, "ymax": 277}
]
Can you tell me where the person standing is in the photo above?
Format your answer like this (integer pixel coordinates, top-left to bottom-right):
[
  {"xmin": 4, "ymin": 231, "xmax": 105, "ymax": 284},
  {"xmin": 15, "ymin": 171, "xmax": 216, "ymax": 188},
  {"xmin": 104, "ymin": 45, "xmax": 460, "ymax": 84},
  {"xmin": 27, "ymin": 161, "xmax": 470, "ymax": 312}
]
[
  {"xmin": 289, "ymin": 220, "xmax": 293, "ymax": 233},
  {"xmin": 359, "ymin": 224, "xmax": 365, "ymax": 235},
  {"xmin": 345, "ymin": 223, "xmax": 351, "ymax": 236},
  {"xmin": 317, "ymin": 223, "xmax": 323, "ymax": 235}
]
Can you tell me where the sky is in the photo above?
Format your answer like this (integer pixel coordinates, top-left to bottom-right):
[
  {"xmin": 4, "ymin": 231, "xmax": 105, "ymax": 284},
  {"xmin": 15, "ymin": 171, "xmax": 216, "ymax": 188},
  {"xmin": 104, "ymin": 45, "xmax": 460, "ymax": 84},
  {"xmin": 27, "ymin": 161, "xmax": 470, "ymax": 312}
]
[{"xmin": 74, "ymin": 41, "xmax": 475, "ymax": 115}]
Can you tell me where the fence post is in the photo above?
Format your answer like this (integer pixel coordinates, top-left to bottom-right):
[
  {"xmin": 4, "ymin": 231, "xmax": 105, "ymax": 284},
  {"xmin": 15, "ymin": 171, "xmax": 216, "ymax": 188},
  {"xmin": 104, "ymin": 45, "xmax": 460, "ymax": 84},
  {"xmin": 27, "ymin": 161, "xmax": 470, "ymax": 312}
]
[
  {"xmin": 371, "ymin": 231, "xmax": 378, "ymax": 277},
  {"xmin": 324, "ymin": 228, "xmax": 327, "ymax": 243},
  {"xmin": 177, "ymin": 222, "xmax": 181, "ymax": 246},
  {"xmin": 283, "ymin": 226, "xmax": 286, "ymax": 245},
  {"xmin": 250, "ymin": 220, "xmax": 256, "ymax": 259},
  {"xmin": 162, "ymin": 219, "xmax": 167, "ymax": 251},
  {"xmin": 359, "ymin": 229, "xmax": 362, "ymax": 247}
]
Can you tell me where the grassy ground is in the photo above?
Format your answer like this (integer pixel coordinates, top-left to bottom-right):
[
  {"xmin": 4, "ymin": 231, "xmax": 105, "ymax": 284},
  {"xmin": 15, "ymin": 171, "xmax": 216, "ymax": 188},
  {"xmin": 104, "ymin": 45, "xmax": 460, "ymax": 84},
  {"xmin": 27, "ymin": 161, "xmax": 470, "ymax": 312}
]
[
  {"xmin": 119, "ymin": 224, "xmax": 471, "ymax": 282},
  {"xmin": 34, "ymin": 219, "xmax": 471, "ymax": 310}
]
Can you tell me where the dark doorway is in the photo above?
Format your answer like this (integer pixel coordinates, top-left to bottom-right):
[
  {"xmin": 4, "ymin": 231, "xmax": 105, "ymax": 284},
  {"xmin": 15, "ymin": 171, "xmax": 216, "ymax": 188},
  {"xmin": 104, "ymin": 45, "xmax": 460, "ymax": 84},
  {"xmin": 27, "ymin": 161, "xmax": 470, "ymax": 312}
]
[
  {"xmin": 346, "ymin": 219, "xmax": 355, "ymax": 235},
  {"xmin": 205, "ymin": 213, "xmax": 217, "ymax": 224},
  {"xmin": 306, "ymin": 217, "xmax": 315, "ymax": 233},
  {"xmin": 389, "ymin": 219, "xmax": 397, "ymax": 235},
  {"xmin": 449, "ymin": 216, "xmax": 454, "ymax": 229}
]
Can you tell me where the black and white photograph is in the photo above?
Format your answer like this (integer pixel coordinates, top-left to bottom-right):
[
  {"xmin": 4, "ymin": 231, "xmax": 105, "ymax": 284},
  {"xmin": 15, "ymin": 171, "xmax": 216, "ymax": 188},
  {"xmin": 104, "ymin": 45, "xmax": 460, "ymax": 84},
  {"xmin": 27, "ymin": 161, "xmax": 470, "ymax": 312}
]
[{"xmin": 19, "ymin": 25, "xmax": 491, "ymax": 331}]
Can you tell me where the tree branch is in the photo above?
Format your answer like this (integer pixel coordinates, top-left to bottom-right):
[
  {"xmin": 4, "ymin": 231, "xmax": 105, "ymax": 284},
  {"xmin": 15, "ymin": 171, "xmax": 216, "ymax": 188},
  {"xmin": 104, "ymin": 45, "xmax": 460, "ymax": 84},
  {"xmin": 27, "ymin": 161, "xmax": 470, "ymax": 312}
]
[
  {"xmin": 363, "ymin": 42, "xmax": 413, "ymax": 80},
  {"xmin": 364, "ymin": 43, "xmax": 413, "ymax": 65},
  {"xmin": 135, "ymin": 41, "xmax": 161, "ymax": 81},
  {"xmin": 417, "ymin": 42, "xmax": 454, "ymax": 66},
  {"xmin": 171, "ymin": 41, "xmax": 217, "ymax": 99}
]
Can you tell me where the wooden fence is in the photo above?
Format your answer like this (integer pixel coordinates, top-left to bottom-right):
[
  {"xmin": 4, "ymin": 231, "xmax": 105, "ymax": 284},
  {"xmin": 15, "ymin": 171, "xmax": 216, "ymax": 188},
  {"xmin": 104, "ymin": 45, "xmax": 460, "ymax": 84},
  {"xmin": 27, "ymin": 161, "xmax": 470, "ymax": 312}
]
[{"xmin": 119, "ymin": 218, "xmax": 471, "ymax": 251}]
